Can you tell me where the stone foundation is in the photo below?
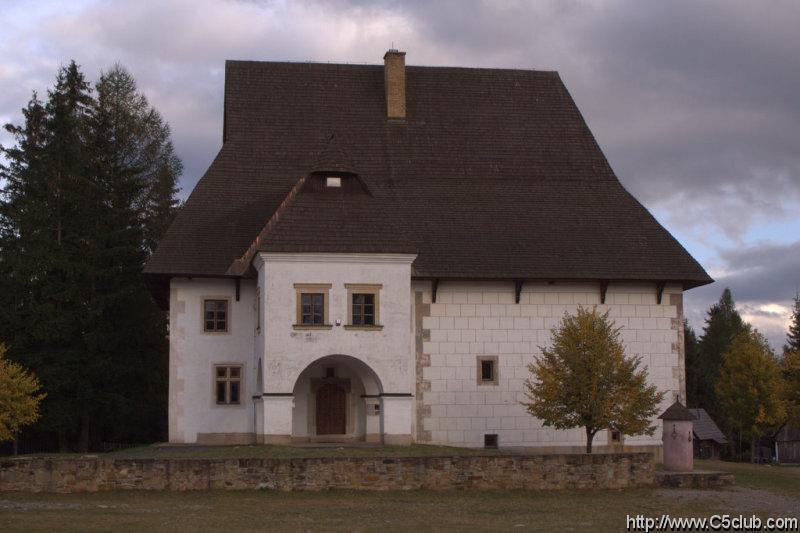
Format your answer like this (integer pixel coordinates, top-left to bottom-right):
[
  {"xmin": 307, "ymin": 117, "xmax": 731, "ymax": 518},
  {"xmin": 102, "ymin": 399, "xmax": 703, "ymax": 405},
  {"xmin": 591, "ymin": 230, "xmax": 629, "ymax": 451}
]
[{"xmin": 1, "ymin": 453, "xmax": 654, "ymax": 493}]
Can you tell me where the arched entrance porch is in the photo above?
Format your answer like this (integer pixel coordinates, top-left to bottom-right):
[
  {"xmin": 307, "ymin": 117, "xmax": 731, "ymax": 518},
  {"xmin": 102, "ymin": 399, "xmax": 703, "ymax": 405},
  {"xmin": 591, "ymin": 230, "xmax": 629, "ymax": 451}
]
[{"xmin": 291, "ymin": 354, "xmax": 383, "ymax": 443}]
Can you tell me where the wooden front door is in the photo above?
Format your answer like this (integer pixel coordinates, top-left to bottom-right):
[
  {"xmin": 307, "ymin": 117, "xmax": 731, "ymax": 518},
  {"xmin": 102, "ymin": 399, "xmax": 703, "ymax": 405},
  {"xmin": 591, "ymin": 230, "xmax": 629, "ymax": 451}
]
[{"xmin": 316, "ymin": 383, "xmax": 346, "ymax": 435}]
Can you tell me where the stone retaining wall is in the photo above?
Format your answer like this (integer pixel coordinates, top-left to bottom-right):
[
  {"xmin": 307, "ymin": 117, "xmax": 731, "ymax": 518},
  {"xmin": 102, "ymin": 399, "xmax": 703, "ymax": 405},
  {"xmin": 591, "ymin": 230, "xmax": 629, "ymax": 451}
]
[{"xmin": 0, "ymin": 453, "xmax": 654, "ymax": 493}]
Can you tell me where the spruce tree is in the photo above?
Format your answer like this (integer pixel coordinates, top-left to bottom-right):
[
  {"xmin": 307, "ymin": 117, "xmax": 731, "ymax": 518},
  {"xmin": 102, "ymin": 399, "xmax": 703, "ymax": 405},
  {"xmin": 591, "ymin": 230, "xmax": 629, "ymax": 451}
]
[
  {"xmin": 683, "ymin": 320, "xmax": 701, "ymax": 406},
  {"xmin": 1, "ymin": 62, "xmax": 96, "ymax": 450},
  {"xmin": 696, "ymin": 288, "xmax": 749, "ymax": 423},
  {"xmin": 785, "ymin": 292, "xmax": 800, "ymax": 355}
]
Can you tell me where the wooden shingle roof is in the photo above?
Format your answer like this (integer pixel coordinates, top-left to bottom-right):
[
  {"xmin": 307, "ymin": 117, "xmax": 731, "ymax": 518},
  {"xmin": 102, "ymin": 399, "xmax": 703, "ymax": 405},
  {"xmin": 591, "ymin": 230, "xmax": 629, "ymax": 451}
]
[
  {"xmin": 659, "ymin": 401, "xmax": 696, "ymax": 421},
  {"xmin": 688, "ymin": 408, "xmax": 728, "ymax": 444},
  {"xmin": 145, "ymin": 59, "xmax": 712, "ymax": 288}
]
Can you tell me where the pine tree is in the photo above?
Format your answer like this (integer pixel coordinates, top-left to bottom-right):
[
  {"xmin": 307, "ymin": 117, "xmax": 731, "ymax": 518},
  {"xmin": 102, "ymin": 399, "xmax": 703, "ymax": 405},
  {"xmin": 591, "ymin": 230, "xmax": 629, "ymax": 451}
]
[
  {"xmin": 695, "ymin": 288, "xmax": 749, "ymax": 422},
  {"xmin": 523, "ymin": 307, "xmax": 664, "ymax": 453},
  {"xmin": 785, "ymin": 292, "xmax": 800, "ymax": 355}
]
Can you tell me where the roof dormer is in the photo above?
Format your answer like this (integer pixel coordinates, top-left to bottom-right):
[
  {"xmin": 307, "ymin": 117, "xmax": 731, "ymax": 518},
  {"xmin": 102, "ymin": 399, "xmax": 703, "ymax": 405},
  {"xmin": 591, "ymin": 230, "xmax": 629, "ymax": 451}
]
[{"xmin": 305, "ymin": 133, "xmax": 369, "ymax": 194}]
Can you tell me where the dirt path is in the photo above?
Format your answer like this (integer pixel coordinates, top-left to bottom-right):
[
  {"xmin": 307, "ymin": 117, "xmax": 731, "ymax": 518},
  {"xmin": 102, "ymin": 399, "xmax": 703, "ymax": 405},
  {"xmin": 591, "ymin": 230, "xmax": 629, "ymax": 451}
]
[{"xmin": 656, "ymin": 486, "xmax": 800, "ymax": 516}]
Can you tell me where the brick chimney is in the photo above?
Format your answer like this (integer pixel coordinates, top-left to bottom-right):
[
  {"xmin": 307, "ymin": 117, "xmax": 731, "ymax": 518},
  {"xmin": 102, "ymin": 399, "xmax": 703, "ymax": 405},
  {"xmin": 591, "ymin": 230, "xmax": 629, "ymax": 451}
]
[{"xmin": 383, "ymin": 49, "xmax": 406, "ymax": 119}]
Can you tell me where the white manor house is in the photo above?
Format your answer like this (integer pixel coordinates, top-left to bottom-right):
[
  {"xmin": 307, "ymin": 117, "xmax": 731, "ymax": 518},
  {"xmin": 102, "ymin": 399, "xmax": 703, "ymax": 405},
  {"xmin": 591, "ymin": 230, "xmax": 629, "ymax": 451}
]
[{"xmin": 145, "ymin": 51, "xmax": 712, "ymax": 451}]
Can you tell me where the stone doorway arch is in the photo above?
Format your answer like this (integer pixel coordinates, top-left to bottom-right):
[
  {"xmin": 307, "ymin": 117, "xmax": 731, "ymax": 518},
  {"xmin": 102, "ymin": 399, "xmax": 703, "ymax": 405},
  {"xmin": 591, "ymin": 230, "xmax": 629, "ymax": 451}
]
[{"xmin": 291, "ymin": 354, "xmax": 383, "ymax": 443}]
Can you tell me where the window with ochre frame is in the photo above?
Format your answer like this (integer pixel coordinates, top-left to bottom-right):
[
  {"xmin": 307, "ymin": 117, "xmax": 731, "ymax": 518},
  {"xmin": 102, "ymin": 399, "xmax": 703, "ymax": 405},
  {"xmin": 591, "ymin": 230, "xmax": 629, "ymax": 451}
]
[
  {"xmin": 345, "ymin": 284, "xmax": 382, "ymax": 330},
  {"xmin": 293, "ymin": 283, "xmax": 332, "ymax": 329}
]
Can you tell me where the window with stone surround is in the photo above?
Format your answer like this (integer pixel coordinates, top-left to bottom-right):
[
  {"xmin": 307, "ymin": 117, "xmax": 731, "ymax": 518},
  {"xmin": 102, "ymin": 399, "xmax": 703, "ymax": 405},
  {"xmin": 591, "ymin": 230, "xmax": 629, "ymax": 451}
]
[
  {"xmin": 477, "ymin": 356, "xmax": 499, "ymax": 385},
  {"xmin": 294, "ymin": 283, "xmax": 331, "ymax": 329},
  {"xmin": 215, "ymin": 365, "xmax": 242, "ymax": 405},
  {"xmin": 352, "ymin": 293, "xmax": 375, "ymax": 325},
  {"xmin": 203, "ymin": 299, "xmax": 229, "ymax": 333},
  {"xmin": 345, "ymin": 284, "xmax": 383, "ymax": 330}
]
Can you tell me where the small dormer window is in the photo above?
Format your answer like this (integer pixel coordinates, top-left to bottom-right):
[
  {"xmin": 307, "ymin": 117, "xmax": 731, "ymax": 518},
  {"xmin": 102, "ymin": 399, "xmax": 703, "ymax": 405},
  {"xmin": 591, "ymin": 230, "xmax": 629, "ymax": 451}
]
[{"xmin": 326, "ymin": 176, "xmax": 341, "ymax": 188}]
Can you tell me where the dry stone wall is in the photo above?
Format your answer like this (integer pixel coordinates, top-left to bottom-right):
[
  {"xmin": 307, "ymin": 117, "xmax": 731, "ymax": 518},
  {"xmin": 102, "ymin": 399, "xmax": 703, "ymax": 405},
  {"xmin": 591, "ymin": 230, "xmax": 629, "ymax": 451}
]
[{"xmin": 0, "ymin": 453, "xmax": 654, "ymax": 493}]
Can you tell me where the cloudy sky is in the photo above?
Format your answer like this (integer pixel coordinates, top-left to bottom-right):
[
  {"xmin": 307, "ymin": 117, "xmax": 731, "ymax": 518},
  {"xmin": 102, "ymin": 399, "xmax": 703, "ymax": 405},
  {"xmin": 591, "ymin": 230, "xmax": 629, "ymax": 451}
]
[{"xmin": 1, "ymin": 0, "xmax": 798, "ymax": 348}]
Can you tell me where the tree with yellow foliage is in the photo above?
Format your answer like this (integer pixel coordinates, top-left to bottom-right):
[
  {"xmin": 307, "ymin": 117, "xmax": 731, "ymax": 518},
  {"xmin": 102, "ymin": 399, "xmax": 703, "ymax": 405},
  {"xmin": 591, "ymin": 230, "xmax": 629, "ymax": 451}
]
[
  {"xmin": 523, "ymin": 307, "xmax": 663, "ymax": 453},
  {"xmin": 0, "ymin": 344, "xmax": 46, "ymax": 445},
  {"xmin": 715, "ymin": 330, "xmax": 785, "ymax": 462}
]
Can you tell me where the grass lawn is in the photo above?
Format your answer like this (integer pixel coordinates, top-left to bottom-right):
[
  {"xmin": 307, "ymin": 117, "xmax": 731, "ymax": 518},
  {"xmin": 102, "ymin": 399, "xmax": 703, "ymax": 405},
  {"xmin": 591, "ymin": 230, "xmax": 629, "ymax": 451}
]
[
  {"xmin": 697, "ymin": 459, "xmax": 800, "ymax": 498},
  {"xmin": 0, "ymin": 456, "xmax": 797, "ymax": 532}
]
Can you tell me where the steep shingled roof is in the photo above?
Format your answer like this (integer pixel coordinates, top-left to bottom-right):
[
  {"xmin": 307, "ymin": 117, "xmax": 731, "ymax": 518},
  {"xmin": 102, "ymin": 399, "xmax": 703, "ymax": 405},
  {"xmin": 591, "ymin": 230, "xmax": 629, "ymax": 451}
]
[
  {"xmin": 688, "ymin": 408, "xmax": 728, "ymax": 444},
  {"xmin": 659, "ymin": 401, "xmax": 696, "ymax": 421},
  {"xmin": 145, "ymin": 59, "xmax": 712, "ymax": 287}
]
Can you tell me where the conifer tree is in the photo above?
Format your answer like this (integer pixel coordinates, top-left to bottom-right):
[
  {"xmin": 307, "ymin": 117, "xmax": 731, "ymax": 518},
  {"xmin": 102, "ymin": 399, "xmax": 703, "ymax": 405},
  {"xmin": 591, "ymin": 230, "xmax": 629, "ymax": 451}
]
[
  {"xmin": 781, "ymin": 349, "xmax": 800, "ymax": 422},
  {"xmin": 85, "ymin": 65, "xmax": 179, "ymax": 444},
  {"xmin": 684, "ymin": 320, "xmax": 701, "ymax": 406},
  {"xmin": 1, "ymin": 62, "xmax": 95, "ymax": 450},
  {"xmin": 785, "ymin": 292, "xmax": 800, "ymax": 355},
  {"xmin": 0, "ymin": 61, "xmax": 180, "ymax": 451},
  {"xmin": 695, "ymin": 288, "xmax": 749, "ymax": 421}
]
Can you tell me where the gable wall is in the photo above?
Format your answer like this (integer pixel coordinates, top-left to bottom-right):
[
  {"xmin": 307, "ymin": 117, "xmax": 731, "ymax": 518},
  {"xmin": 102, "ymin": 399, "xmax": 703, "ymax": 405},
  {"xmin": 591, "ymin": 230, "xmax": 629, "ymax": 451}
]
[{"xmin": 413, "ymin": 280, "xmax": 684, "ymax": 449}]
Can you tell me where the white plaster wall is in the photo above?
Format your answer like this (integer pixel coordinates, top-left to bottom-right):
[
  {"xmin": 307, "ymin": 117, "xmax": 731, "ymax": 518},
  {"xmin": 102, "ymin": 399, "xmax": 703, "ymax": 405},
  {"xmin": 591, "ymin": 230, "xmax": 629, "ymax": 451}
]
[
  {"xmin": 168, "ymin": 277, "xmax": 256, "ymax": 443},
  {"xmin": 416, "ymin": 281, "xmax": 683, "ymax": 448},
  {"xmin": 257, "ymin": 253, "xmax": 416, "ymax": 396}
]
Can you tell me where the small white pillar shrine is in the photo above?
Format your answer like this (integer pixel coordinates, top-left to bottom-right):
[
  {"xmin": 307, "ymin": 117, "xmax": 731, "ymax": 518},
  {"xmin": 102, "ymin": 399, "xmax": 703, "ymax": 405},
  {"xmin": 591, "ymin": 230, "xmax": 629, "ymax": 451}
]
[{"xmin": 658, "ymin": 400, "xmax": 696, "ymax": 472}]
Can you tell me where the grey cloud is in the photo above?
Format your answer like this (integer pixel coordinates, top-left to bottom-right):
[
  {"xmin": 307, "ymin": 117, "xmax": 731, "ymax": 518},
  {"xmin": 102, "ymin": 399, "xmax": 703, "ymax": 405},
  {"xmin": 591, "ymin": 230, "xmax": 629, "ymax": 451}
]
[
  {"xmin": 4, "ymin": 0, "xmax": 799, "ymax": 222},
  {"xmin": 684, "ymin": 240, "xmax": 800, "ymax": 349}
]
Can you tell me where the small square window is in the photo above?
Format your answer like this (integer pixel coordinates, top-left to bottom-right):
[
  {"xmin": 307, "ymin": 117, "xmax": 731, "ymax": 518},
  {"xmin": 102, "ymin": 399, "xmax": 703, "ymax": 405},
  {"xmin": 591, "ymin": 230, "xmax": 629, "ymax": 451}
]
[
  {"xmin": 484, "ymin": 434, "xmax": 498, "ymax": 449},
  {"xmin": 611, "ymin": 430, "xmax": 621, "ymax": 442},
  {"xmin": 477, "ymin": 356, "xmax": 498, "ymax": 385},
  {"xmin": 326, "ymin": 176, "xmax": 341, "ymax": 187},
  {"xmin": 215, "ymin": 365, "xmax": 242, "ymax": 405}
]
